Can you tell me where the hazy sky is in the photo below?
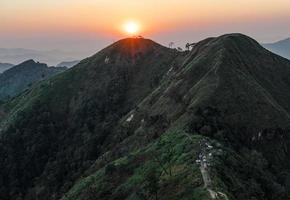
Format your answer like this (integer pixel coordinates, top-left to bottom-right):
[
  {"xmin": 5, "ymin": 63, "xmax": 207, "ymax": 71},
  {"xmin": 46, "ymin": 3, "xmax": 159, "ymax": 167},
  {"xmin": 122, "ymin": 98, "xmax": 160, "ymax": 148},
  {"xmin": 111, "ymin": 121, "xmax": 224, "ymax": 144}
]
[{"xmin": 1, "ymin": 0, "xmax": 290, "ymax": 53}]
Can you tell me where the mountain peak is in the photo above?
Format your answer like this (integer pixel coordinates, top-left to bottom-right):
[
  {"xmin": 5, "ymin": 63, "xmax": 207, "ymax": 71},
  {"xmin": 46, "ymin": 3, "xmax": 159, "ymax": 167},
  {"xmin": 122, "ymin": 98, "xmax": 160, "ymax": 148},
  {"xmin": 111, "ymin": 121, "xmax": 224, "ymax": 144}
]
[
  {"xmin": 103, "ymin": 37, "xmax": 169, "ymax": 57},
  {"xmin": 262, "ymin": 37, "xmax": 290, "ymax": 60},
  {"xmin": 113, "ymin": 37, "xmax": 159, "ymax": 46},
  {"xmin": 187, "ymin": 33, "xmax": 266, "ymax": 64},
  {"xmin": 85, "ymin": 36, "xmax": 176, "ymax": 67},
  {"xmin": 218, "ymin": 33, "xmax": 260, "ymax": 48},
  {"xmin": 267, "ymin": 37, "xmax": 290, "ymax": 45},
  {"xmin": 200, "ymin": 33, "xmax": 261, "ymax": 52},
  {"xmin": 20, "ymin": 59, "xmax": 37, "ymax": 65},
  {"xmin": 0, "ymin": 59, "xmax": 66, "ymax": 100},
  {"xmin": 216, "ymin": 33, "xmax": 254, "ymax": 41},
  {"xmin": 3, "ymin": 33, "xmax": 290, "ymax": 200}
]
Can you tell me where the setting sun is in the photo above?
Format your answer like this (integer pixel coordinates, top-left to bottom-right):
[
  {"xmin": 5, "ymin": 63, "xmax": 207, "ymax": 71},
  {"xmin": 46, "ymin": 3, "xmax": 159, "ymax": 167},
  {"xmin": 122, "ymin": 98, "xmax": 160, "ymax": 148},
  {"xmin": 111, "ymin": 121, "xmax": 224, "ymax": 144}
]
[{"xmin": 123, "ymin": 21, "xmax": 140, "ymax": 35}]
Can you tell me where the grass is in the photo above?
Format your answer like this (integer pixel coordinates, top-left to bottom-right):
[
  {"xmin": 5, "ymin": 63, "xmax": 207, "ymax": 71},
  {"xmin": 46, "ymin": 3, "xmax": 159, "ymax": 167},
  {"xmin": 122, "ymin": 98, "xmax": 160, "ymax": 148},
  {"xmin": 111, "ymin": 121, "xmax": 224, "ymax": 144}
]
[{"xmin": 61, "ymin": 130, "xmax": 213, "ymax": 200}]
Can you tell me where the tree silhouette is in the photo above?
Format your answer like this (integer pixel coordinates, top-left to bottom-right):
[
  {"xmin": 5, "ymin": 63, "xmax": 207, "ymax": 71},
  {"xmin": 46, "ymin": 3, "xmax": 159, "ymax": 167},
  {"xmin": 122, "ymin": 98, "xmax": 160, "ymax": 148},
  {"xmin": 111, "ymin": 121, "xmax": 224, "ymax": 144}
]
[
  {"xmin": 152, "ymin": 138, "xmax": 175, "ymax": 176},
  {"xmin": 144, "ymin": 165, "xmax": 160, "ymax": 200},
  {"xmin": 185, "ymin": 43, "xmax": 190, "ymax": 51}
]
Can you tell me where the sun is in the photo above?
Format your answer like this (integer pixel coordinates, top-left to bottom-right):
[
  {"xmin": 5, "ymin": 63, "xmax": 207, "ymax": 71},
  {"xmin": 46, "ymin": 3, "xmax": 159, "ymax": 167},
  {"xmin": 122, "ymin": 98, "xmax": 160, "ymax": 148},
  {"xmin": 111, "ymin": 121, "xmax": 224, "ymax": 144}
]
[{"xmin": 123, "ymin": 21, "xmax": 140, "ymax": 35}]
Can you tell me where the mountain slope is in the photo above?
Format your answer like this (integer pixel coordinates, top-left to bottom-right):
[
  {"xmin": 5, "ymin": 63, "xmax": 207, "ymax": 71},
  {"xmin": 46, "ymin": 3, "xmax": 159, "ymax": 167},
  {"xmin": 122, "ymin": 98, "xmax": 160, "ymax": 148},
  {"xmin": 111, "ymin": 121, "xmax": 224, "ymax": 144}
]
[
  {"xmin": 0, "ymin": 38, "xmax": 183, "ymax": 200},
  {"xmin": 1, "ymin": 35, "xmax": 290, "ymax": 200},
  {"xmin": 0, "ymin": 60, "xmax": 66, "ymax": 101},
  {"xmin": 60, "ymin": 34, "xmax": 290, "ymax": 199},
  {"xmin": 78, "ymin": 34, "xmax": 290, "ymax": 199},
  {"xmin": 263, "ymin": 38, "xmax": 290, "ymax": 60},
  {"xmin": 56, "ymin": 60, "xmax": 80, "ymax": 68},
  {"xmin": 0, "ymin": 62, "xmax": 14, "ymax": 73}
]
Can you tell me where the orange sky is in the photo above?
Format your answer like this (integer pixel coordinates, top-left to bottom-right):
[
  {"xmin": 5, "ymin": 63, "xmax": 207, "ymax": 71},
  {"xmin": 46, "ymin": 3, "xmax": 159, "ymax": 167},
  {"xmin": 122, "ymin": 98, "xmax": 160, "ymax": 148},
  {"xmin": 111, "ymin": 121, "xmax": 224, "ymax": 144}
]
[{"xmin": 1, "ymin": 0, "xmax": 290, "ymax": 51}]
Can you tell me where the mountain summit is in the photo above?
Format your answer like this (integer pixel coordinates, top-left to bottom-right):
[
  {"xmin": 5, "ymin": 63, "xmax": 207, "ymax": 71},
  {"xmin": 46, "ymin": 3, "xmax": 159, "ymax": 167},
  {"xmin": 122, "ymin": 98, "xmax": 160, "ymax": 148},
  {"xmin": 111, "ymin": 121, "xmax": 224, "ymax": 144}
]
[
  {"xmin": 0, "ymin": 59, "xmax": 66, "ymax": 101},
  {"xmin": 1, "ymin": 34, "xmax": 290, "ymax": 200},
  {"xmin": 169, "ymin": 33, "xmax": 290, "ymax": 128}
]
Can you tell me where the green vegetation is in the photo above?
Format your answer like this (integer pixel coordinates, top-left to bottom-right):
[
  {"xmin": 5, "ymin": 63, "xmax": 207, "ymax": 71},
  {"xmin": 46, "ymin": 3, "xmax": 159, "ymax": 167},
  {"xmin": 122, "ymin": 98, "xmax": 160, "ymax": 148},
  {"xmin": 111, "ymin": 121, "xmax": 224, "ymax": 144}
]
[
  {"xmin": 0, "ymin": 38, "xmax": 182, "ymax": 200},
  {"xmin": 1, "ymin": 35, "xmax": 290, "ymax": 200},
  {"xmin": 62, "ymin": 130, "xmax": 211, "ymax": 200}
]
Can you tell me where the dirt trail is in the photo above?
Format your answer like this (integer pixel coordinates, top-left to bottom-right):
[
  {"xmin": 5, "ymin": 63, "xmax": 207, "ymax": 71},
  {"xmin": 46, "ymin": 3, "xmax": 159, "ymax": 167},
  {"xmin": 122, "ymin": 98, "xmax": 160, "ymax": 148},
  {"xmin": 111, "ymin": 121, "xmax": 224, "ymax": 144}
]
[
  {"xmin": 200, "ymin": 163, "xmax": 218, "ymax": 199},
  {"xmin": 184, "ymin": 133, "xmax": 229, "ymax": 200}
]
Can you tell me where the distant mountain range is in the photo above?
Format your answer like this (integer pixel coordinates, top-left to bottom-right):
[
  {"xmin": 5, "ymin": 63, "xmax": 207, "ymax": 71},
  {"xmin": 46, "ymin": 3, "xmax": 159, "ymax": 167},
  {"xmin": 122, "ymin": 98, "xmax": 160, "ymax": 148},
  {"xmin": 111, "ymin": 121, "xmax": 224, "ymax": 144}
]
[
  {"xmin": 0, "ymin": 62, "xmax": 14, "ymax": 73},
  {"xmin": 1, "ymin": 34, "xmax": 290, "ymax": 199},
  {"xmin": 0, "ymin": 48, "xmax": 89, "ymax": 66},
  {"xmin": 56, "ymin": 60, "xmax": 80, "ymax": 68},
  {"xmin": 1, "ymin": 37, "xmax": 289, "ymax": 67},
  {"xmin": 263, "ymin": 38, "xmax": 290, "ymax": 59},
  {"xmin": 0, "ymin": 59, "xmax": 66, "ymax": 101}
]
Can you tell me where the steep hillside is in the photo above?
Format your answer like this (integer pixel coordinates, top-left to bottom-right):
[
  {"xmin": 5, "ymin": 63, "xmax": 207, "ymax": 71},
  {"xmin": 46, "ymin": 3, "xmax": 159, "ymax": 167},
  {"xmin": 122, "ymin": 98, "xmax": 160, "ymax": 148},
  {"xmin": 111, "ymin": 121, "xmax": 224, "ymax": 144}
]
[
  {"xmin": 0, "ymin": 38, "xmax": 182, "ymax": 200},
  {"xmin": 76, "ymin": 33, "xmax": 290, "ymax": 199},
  {"xmin": 263, "ymin": 38, "xmax": 290, "ymax": 60},
  {"xmin": 0, "ymin": 62, "xmax": 14, "ymax": 73},
  {"xmin": 62, "ymin": 130, "xmax": 214, "ymax": 200},
  {"xmin": 1, "ymin": 34, "xmax": 290, "ymax": 200},
  {"xmin": 139, "ymin": 34, "xmax": 290, "ymax": 130},
  {"xmin": 0, "ymin": 60, "xmax": 66, "ymax": 101}
]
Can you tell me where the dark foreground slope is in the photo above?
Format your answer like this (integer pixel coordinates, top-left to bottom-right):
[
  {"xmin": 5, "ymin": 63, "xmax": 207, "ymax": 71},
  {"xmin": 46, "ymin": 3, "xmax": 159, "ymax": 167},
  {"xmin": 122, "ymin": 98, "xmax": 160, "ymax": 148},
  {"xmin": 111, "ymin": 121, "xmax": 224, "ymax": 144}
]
[
  {"xmin": 0, "ymin": 38, "xmax": 182, "ymax": 200},
  {"xmin": 1, "ymin": 35, "xmax": 290, "ymax": 200},
  {"xmin": 60, "ymin": 35, "xmax": 290, "ymax": 200},
  {"xmin": 0, "ymin": 60, "xmax": 66, "ymax": 101}
]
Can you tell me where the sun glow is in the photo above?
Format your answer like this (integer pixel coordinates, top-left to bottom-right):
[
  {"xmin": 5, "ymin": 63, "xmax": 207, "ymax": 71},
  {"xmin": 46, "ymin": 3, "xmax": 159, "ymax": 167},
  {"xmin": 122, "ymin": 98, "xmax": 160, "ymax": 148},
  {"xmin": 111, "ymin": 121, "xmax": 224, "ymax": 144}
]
[{"xmin": 123, "ymin": 21, "xmax": 140, "ymax": 35}]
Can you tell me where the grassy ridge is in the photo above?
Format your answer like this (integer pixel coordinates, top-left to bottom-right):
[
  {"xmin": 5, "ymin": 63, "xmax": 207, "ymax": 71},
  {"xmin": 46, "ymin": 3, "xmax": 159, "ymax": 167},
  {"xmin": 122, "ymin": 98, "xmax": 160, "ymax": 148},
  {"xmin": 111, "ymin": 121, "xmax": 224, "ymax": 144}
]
[{"xmin": 62, "ymin": 130, "xmax": 212, "ymax": 200}]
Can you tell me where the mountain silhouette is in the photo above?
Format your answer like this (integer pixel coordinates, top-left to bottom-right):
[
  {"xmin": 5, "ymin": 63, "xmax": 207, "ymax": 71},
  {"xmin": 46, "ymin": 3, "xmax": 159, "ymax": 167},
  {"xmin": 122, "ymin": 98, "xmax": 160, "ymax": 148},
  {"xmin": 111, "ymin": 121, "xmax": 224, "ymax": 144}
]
[
  {"xmin": 1, "ymin": 34, "xmax": 290, "ymax": 200},
  {"xmin": 0, "ymin": 59, "xmax": 66, "ymax": 101},
  {"xmin": 263, "ymin": 37, "xmax": 290, "ymax": 60},
  {"xmin": 0, "ymin": 62, "xmax": 14, "ymax": 73}
]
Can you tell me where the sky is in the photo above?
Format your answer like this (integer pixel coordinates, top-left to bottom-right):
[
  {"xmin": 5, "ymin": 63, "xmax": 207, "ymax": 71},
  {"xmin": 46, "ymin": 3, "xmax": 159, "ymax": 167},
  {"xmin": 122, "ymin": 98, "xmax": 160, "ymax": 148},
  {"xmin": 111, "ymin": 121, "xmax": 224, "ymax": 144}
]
[{"xmin": 1, "ymin": 0, "xmax": 290, "ymax": 63}]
